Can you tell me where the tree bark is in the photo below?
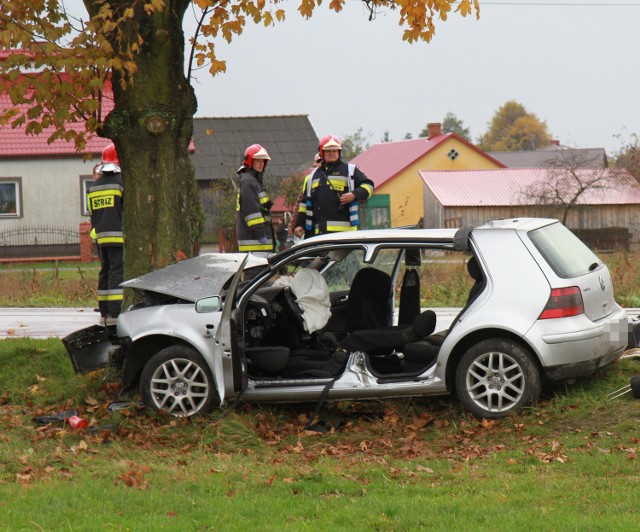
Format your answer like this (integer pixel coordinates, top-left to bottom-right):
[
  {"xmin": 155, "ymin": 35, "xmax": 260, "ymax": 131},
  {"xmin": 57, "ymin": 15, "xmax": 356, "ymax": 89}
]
[{"xmin": 87, "ymin": 0, "xmax": 203, "ymax": 284}]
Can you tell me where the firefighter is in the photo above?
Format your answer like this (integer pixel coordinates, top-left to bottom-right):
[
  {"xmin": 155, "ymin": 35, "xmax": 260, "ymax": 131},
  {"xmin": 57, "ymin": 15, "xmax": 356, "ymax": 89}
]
[
  {"xmin": 294, "ymin": 135, "xmax": 374, "ymax": 238},
  {"xmin": 87, "ymin": 142, "xmax": 124, "ymax": 327},
  {"xmin": 236, "ymin": 144, "xmax": 275, "ymax": 252}
]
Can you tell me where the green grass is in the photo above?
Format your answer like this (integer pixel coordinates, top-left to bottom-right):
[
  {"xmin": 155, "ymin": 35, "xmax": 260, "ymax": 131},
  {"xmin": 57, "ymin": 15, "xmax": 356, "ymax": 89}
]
[
  {"xmin": 0, "ymin": 263, "xmax": 98, "ymax": 307},
  {"xmin": 1, "ymin": 338, "xmax": 639, "ymax": 529}
]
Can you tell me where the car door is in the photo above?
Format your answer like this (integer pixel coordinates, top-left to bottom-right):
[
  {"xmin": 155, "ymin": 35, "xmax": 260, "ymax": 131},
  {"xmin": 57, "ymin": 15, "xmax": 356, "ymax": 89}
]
[
  {"xmin": 322, "ymin": 246, "xmax": 403, "ymax": 332},
  {"xmin": 212, "ymin": 255, "xmax": 249, "ymax": 404}
]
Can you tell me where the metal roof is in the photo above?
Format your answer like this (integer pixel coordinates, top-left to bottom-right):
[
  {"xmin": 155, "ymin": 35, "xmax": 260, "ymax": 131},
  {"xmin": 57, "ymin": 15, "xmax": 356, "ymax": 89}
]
[
  {"xmin": 488, "ymin": 148, "xmax": 608, "ymax": 169},
  {"xmin": 191, "ymin": 115, "xmax": 318, "ymax": 182},
  {"xmin": 419, "ymin": 168, "xmax": 640, "ymax": 206}
]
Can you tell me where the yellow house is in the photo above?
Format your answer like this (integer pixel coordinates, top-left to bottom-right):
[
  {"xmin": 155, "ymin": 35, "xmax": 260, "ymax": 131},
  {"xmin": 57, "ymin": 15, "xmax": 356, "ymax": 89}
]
[{"xmin": 351, "ymin": 123, "xmax": 504, "ymax": 227}]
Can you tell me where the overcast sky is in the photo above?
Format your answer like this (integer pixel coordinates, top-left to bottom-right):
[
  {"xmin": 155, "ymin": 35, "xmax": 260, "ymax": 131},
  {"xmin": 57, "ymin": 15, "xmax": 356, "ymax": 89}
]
[{"xmin": 182, "ymin": 0, "xmax": 640, "ymax": 155}]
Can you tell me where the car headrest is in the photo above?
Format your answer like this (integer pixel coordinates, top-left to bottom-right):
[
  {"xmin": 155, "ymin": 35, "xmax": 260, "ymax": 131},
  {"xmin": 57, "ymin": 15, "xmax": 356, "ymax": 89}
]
[
  {"xmin": 467, "ymin": 257, "xmax": 482, "ymax": 282},
  {"xmin": 411, "ymin": 310, "xmax": 437, "ymax": 338}
]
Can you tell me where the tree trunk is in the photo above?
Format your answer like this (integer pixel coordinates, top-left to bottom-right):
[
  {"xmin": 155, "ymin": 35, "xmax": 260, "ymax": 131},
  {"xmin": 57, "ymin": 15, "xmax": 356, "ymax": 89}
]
[{"xmin": 90, "ymin": 0, "xmax": 203, "ymax": 284}]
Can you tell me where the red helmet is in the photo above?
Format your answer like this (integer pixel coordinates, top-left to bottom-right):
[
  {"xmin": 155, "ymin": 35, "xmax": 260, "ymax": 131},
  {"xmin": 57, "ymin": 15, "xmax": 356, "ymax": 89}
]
[
  {"xmin": 102, "ymin": 142, "xmax": 119, "ymax": 164},
  {"xmin": 318, "ymin": 134, "xmax": 342, "ymax": 155},
  {"xmin": 243, "ymin": 144, "xmax": 271, "ymax": 168}
]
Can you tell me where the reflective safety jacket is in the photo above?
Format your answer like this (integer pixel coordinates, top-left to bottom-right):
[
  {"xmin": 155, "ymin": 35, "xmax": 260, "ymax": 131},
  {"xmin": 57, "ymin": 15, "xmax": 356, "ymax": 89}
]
[
  {"xmin": 87, "ymin": 171, "xmax": 124, "ymax": 247},
  {"xmin": 236, "ymin": 168, "xmax": 275, "ymax": 252},
  {"xmin": 295, "ymin": 160, "xmax": 374, "ymax": 236}
]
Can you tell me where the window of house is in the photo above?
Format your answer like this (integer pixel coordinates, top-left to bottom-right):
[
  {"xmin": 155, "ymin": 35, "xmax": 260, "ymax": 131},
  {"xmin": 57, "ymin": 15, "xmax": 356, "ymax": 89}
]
[
  {"xmin": 0, "ymin": 178, "xmax": 22, "ymax": 218},
  {"xmin": 80, "ymin": 176, "xmax": 95, "ymax": 216}
]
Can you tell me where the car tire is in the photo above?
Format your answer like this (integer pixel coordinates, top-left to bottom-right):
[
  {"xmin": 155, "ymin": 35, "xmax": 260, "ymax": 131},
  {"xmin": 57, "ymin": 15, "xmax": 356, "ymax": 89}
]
[
  {"xmin": 455, "ymin": 339, "xmax": 541, "ymax": 419},
  {"xmin": 140, "ymin": 345, "xmax": 218, "ymax": 417}
]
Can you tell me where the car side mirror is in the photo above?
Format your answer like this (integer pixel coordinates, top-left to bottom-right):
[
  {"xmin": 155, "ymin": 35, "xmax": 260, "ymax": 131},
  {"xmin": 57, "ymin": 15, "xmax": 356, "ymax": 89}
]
[{"xmin": 195, "ymin": 296, "xmax": 222, "ymax": 313}]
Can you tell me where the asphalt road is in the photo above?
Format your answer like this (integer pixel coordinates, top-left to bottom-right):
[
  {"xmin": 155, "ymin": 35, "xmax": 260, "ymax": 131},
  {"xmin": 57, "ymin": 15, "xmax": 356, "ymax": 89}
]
[
  {"xmin": 0, "ymin": 307, "xmax": 464, "ymax": 340},
  {"xmin": 0, "ymin": 307, "xmax": 103, "ymax": 339}
]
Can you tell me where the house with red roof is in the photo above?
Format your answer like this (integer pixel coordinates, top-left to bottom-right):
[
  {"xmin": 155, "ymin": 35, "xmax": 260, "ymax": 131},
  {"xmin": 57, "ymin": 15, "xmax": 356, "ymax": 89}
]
[
  {"xmin": 420, "ymin": 167, "xmax": 640, "ymax": 251},
  {"xmin": 350, "ymin": 123, "xmax": 504, "ymax": 228},
  {"xmin": 0, "ymin": 92, "xmax": 113, "ymax": 235}
]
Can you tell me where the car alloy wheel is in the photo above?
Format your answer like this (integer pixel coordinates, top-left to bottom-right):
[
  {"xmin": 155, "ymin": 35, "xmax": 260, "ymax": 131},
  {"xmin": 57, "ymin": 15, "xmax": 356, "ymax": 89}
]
[
  {"xmin": 140, "ymin": 345, "xmax": 217, "ymax": 417},
  {"xmin": 455, "ymin": 339, "xmax": 541, "ymax": 419}
]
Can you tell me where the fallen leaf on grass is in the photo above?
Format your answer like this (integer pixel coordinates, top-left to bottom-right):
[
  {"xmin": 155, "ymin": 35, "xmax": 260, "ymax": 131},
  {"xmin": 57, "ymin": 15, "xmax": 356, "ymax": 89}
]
[
  {"xmin": 16, "ymin": 472, "xmax": 32, "ymax": 484},
  {"xmin": 85, "ymin": 396, "xmax": 99, "ymax": 407},
  {"xmin": 115, "ymin": 462, "xmax": 152, "ymax": 489}
]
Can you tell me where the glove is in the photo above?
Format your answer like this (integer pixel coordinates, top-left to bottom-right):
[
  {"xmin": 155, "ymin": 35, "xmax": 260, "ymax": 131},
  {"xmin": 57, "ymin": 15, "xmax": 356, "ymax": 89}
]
[{"xmin": 258, "ymin": 236, "xmax": 268, "ymax": 245}]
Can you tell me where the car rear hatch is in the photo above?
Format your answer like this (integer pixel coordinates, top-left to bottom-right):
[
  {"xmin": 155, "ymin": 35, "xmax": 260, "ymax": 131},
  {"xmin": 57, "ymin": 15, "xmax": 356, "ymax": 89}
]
[{"xmin": 525, "ymin": 221, "xmax": 616, "ymax": 321}]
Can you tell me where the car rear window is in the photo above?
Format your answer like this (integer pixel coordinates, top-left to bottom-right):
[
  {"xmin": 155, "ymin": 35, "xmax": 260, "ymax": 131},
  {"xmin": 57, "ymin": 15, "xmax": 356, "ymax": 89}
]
[{"xmin": 528, "ymin": 222, "xmax": 601, "ymax": 279}]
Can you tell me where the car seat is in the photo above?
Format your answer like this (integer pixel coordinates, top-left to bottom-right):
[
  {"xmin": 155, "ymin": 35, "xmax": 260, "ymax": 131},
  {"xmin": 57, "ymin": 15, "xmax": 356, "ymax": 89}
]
[
  {"xmin": 345, "ymin": 267, "xmax": 393, "ymax": 332},
  {"xmin": 338, "ymin": 309, "xmax": 437, "ymax": 356},
  {"xmin": 398, "ymin": 268, "xmax": 421, "ymax": 326}
]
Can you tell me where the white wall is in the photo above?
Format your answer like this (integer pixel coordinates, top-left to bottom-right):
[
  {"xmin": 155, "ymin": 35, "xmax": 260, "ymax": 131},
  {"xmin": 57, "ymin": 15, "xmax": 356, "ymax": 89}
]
[{"xmin": 0, "ymin": 157, "xmax": 98, "ymax": 230}]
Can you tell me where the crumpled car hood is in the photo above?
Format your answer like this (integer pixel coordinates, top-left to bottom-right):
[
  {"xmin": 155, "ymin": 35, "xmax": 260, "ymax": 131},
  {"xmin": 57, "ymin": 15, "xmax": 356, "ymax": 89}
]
[{"xmin": 121, "ymin": 253, "xmax": 268, "ymax": 302}]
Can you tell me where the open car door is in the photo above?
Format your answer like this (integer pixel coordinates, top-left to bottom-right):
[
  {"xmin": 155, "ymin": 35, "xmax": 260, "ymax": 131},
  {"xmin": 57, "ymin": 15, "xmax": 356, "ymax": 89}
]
[{"xmin": 212, "ymin": 255, "xmax": 249, "ymax": 404}]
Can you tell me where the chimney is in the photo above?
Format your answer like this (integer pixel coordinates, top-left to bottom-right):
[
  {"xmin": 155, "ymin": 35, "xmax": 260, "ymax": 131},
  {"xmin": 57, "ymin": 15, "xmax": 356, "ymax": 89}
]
[{"xmin": 427, "ymin": 123, "xmax": 442, "ymax": 138}]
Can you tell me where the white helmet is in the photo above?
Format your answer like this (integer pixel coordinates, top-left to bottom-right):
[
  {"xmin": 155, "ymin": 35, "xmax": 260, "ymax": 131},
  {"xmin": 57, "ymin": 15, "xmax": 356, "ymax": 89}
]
[{"xmin": 100, "ymin": 162, "xmax": 121, "ymax": 173}]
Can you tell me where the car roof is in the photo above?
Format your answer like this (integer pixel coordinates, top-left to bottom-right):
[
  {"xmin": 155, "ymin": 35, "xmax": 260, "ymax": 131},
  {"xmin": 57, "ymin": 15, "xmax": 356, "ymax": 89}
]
[{"xmin": 271, "ymin": 218, "xmax": 560, "ymax": 264}]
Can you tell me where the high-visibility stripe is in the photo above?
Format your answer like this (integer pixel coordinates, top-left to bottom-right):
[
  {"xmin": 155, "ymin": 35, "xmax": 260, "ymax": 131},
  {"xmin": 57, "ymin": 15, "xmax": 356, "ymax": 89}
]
[
  {"xmin": 245, "ymin": 211, "xmax": 266, "ymax": 227},
  {"xmin": 97, "ymin": 237, "xmax": 124, "ymax": 245},
  {"xmin": 238, "ymin": 240, "xmax": 273, "ymax": 251},
  {"xmin": 361, "ymin": 183, "xmax": 374, "ymax": 197},
  {"xmin": 89, "ymin": 183, "xmax": 124, "ymax": 193},
  {"xmin": 88, "ymin": 188, "xmax": 123, "ymax": 198},
  {"xmin": 97, "ymin": 289, "xmax": 124, "ymax": 302},
  {"xmin": 319, "ymin": 223, "xmax": 357, "ymax": 234},
  {"xmin": 95, "ymin": 231, "xmax": 124, "ymax": 245}
]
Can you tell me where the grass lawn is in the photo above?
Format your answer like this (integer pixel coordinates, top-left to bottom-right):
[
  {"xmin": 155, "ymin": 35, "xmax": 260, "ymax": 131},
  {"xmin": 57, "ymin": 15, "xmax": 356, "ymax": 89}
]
[
  {"xmin": 1, "ymin": 253, "xmax": 640, "ymax": 528},
  {"xmin": 0, "ymin": 338, "xmax": 639, "ymax": 530}
]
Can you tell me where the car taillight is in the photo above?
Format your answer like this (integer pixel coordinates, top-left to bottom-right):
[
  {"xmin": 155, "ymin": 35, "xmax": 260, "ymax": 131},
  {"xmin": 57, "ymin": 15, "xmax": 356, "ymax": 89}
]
[{"xmin": 539, "ymin": 286, "xmax": 584, "ymax": 319}]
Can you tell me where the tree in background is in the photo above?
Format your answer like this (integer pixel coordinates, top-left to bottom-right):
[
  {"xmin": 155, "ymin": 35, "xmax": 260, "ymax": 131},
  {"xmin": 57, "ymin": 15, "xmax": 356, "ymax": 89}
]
[
  {"xmin": 518, "ymin": 150, "xmax": 612, "ymax": 225},
  {"xmin": 478, "ymin": 101, "xmax": 553, "ymax": 152},
  {"xmin": 341, "ymin": 127, "xmax": 372, "ymax": 160},
  {"xmin": 381, "ymin": 131, "xmax": 392, "ymax": 143},
  {"xmin": 419, "ymin": 112, "xmax": 470, "ymax": 140},
  {"xmin": 613, "ymin": 131, "xmax": 640, "ymax": 183},
  {"xmin": 442, "ymin": 112, "xmax": 471, "ymax": 140},
  {"xmin": 0, "ymin": 0, "xmax": 480, "ymax": 280},
  {"xmin": 276, "ymin": 172, "xmax": 305, "ymax": 214}
]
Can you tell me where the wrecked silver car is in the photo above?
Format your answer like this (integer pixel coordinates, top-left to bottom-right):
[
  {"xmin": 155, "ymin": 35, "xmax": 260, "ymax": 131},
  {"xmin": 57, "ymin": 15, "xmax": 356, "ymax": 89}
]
[{"xmin": 64, "ymin": 218, "xmax": 629, "ymax": 420}]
